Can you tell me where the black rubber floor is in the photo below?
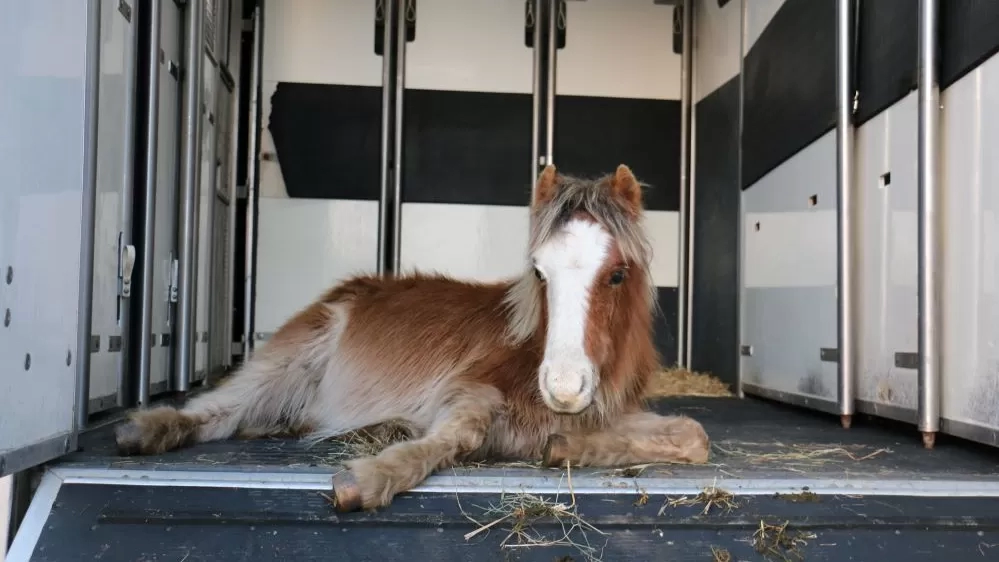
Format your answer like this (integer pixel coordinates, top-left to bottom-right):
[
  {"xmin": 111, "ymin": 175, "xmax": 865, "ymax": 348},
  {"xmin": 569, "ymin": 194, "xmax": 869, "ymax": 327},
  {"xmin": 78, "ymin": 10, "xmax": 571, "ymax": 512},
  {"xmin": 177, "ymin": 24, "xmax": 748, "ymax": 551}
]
[{"xmin": 61, "ymin": 396, "xmax": 999, "ymax": 481}]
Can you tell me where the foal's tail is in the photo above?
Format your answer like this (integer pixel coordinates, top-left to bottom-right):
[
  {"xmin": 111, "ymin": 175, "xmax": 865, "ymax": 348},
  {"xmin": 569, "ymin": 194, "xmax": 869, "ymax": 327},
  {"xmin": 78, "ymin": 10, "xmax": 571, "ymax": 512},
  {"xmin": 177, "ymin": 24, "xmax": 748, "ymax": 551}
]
[{"xmin": 113, "ymin": 336, "xmax": 326, "ymax": 456}]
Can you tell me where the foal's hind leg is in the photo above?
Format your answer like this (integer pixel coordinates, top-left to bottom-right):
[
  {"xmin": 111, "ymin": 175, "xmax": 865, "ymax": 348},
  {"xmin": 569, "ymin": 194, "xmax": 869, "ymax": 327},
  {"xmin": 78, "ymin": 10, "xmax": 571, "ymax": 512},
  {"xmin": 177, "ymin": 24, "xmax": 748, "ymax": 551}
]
[
  {"xmin": 331, "ymin": 383, "xmax": 502, "ymax": 512},
  {"xmin": 541, "ymin": 412, "xmax": 710, "ymax": 468}
]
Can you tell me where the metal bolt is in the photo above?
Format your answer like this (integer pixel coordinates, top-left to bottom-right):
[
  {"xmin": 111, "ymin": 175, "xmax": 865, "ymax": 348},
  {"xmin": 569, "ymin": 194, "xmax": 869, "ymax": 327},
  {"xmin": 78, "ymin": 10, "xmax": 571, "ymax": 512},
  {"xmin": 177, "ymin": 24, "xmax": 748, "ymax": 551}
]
[
  {"xmin": 3, "ymin": 309, "xmax": 9, "ymax": 327},
  {"xmin": 24, "ymin": 353, "xmax": 31, "ymax": 371},
  {"xmin": 5, "ymin": 266, "xmax": 11, "ymax": 285},
  {"xmin": 66, "ymin": 350, "xmax": 73, "ymax": 366}
]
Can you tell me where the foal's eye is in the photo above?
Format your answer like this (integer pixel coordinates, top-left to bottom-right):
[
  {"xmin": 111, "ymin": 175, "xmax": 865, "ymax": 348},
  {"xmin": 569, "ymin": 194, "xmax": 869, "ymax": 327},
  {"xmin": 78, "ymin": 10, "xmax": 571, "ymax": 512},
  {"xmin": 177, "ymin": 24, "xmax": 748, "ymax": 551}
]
[
  {"xmin": 609, "ymin": 269, "xmax": 626, "ymax": 286},
  {"xmin": 534, "ymin": 267, "xmax": 545, "ymax": 281}
]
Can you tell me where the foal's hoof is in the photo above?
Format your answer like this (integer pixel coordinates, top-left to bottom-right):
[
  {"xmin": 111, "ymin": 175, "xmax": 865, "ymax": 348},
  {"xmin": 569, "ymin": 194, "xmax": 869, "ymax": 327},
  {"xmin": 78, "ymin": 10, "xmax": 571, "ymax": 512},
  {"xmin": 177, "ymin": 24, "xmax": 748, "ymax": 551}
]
[
  {"xmin": 331, "ymin": 471, "xmax": 363, "ymax": 512},
  {"xmin": 113, "ymin": 421, "xmax": 143, "ymax": 456},
  {"xmin": 542, "ymin": 434, "xmax": 570, "ymax": 468}
]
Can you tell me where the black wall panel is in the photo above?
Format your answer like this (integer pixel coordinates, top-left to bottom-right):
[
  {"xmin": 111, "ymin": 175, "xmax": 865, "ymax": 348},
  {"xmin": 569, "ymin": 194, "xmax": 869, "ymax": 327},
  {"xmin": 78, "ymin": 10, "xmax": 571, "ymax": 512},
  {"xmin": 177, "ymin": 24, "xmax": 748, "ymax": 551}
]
[
  {"xmin": 401, "ymin": 89, "xmax": 533, "ymax": 206},
  {"xmin": 653, "ymin": 287, "xmax": 679, "ymax": 368},
  {"xmin": 854, "ymin": 0, "xmax": 917, "ymax": 126},
  {"xmin": 555, "ymin": 95, "xmax": 681, "ymax": 212},
  {"xmin": 741, "ymin": 0, "xmax": 836, "ymax": 189},
  {"xmin": 940, "ymin": 0, "xmax": 999, "ymax": 90},
  {"xmin": 268, "ymin": 82, "xmax": 383, "ymax": 201},
  {"xmin": 690, "ymin": 77, "xmax": 740, "ymax": 389}
]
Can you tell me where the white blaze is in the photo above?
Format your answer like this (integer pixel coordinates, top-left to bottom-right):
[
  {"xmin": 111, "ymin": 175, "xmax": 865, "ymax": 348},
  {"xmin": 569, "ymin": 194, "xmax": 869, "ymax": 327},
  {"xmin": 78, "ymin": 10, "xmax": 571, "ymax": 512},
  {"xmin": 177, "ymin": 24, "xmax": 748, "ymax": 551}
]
[{"xmin": 532, "ymin": 218, "xmax": 612, "ymax": 414}]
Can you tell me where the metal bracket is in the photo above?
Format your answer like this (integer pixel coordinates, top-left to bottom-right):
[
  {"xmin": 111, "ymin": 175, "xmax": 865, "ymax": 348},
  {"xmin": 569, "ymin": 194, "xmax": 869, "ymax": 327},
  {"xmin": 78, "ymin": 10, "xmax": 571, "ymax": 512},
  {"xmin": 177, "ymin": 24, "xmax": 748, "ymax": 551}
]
[
  {"xmin": 894, "ymin": 352, "xmax": 919, "ymax": 370},
  {"xmin": 118, "ymin": 0, "xmax": 132, "ymax": 22},
  {"xmin": 168, "ymin": 258, "xmax": 180, "ymax": 303},
  {"xmin": 161, "ymin": 333, "xmax": 173, "ymax": 347},
  {"xmin": 820, "ymin": 347, "xmax": 840, "ymax": 363},
  {"xmin": 108, "ymin": 335, "xmax": 123, "ymax": 353},
  {"xmin": 740, "ymin": 345, "xmax": 753, "ymax": 357},
  {"xmin": 119, "ymin": 237, "xmax": 136, "ymax": 298},
  {"xmin": 168, "ymin": 60, "xmax": 181, "ymax": 81},
  {"xmin": 90, "ymin": 335, "xmax": 101, "ymax": 353}
]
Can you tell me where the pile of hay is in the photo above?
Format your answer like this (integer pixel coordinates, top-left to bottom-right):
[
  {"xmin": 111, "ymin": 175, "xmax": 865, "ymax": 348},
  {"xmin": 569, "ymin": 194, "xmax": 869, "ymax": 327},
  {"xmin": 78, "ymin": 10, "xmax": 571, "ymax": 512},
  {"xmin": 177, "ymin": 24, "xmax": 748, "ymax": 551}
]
[{"xmin": 645, "ymin": 367, "xmax": 733, "ymax": 398}]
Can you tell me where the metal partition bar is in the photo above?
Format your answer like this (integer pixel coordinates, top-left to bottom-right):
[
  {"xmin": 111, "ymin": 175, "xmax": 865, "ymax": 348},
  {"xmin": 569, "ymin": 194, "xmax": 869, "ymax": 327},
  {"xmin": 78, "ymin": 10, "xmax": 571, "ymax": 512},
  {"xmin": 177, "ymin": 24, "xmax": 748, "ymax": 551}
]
[
  {"xmin": 175, "ymin": 0, "xmax": 205, "ymax": 392},
  {"xmin": 203, "ymin": 54, "xmax": 220, "ymax": 380},
  {"xmin": 242, "ymin": 3, "xmax": 263, "ymax": 356},
  {"xmin": 530, "ymin": 0, "xmax": 542, "ymax": 193},
  {"xmin": 917, "ymin": 0, "xmax": 941, "ymax": 449},
  {"xmin": 225, "ymin": 69, "xmax": 241, "ymax": 368},
  {"xmin": 835, "ymin": 0, "xmax": 857, "ymax": 428},
  {"xmin": 391, "ymin": 0, "xmax": 407, "ymax": 273},
  {"xmin": 735, "ymin": 0, "xmax": 746, "ymax": 397},
  {"xmin": 376, "ymin": 0, "xmax": 394, "ymax": 274},
  {"xmin": 117, "ymin": 0, "xmax": 140, "ymax": 408},
  {"xmin": 137, "ymin": 0, "xmax": 162, "ymax": 407},
  {"xmin": 678, "ymin": 0, "xmax": 693, "ymax": 368},
  {"xmin": 544, "ymin": 0, "xmax": 557, "ymax": 165},
  {"xmin": 75, "ymin": 0, "xmax": 103, "ymax": 429}
]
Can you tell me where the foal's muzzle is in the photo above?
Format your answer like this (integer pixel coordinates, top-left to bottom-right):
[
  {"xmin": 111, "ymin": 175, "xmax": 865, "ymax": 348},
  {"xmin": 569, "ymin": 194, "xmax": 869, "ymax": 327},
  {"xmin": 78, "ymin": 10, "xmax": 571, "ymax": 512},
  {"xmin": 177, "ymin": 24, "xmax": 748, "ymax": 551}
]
[{"xmin": 539, "ymin": 361, "xmax": 596, "ymax": 414}]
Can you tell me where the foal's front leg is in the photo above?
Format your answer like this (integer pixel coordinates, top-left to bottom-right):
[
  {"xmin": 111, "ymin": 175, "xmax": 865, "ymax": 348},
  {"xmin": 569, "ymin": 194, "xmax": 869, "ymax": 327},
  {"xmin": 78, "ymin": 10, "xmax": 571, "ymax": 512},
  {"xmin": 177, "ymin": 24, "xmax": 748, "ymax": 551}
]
[
  {"xmin": 331, "ymin": 384, "xmax": 501, "ymax": 512},
  {"xmin": 542, "ymin": 412, "xmax": 710, "ymax": 468}
]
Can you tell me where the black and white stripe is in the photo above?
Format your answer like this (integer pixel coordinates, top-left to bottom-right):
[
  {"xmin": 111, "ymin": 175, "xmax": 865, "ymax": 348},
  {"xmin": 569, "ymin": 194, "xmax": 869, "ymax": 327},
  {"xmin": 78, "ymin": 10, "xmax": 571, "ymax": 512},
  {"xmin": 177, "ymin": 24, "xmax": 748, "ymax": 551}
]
[{"xmin": 253, "ymin": 0, "xmax": 684, "ymax": 365}]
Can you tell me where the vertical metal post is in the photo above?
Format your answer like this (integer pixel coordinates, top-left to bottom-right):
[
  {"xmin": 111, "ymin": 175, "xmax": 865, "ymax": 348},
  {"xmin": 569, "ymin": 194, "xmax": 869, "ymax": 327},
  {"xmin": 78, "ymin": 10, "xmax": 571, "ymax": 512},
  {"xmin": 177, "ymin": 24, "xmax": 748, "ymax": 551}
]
[
  {"xmin": 545, "ymin": 0, "xmax": 557, "ymax": 165},
  {"xmin": 204, "ymin": 56, "xmax": 220, "ymax": 380},
  {"xmin": 117, "ymin": 0, "xmax": 141, "ymax": 408},
  {"xmin": 242, "ymin": 4, "xmax": 264, "ymax": 356},
  {"xmin": 176, "ymin": 0, "xmax": 204, "ymax": 392},
  {"xmin": 835, "ymin": 0, "xmax": 857, "ymax": 429},
  {"xmin": 677, "ymin": 0, "xmax": 693, "ymax": 369},
  {"xmin": 917, "ymin": 0, "xmax": 941, "ymax": 449},
  {"xmin": 376, "ymin": 0, "xmax": 395, "ymax": 274},
  {"xmin": 391, "ymin": 0, "xmax": 408, "ymax": 273},
  {"xmin": 225, "ymin": 58, "xmax": 242, "ymax": 369},
  {"xmin": 735, "ymin": 0, "xmax": 746, "ymax": 398},
  {"xmin": 75, "ymin": 0, "xmax": 102, "ymax": 430},
  {"xmin": 530, "ymin": 0, "xmax": 542, "ymax": 193},
  {"xmin": 137, "ymin": 0, "xmax": 162, "ymax": 406}
]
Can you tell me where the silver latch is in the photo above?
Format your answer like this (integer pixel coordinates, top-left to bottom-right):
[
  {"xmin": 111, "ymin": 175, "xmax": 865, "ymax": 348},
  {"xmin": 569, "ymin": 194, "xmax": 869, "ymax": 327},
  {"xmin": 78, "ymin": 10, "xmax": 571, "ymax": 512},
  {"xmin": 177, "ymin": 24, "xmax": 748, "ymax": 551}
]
[
  {"xmin": 169, "ymin": 258, "xmax": 179, "ymax": 303},
  {"xmin": 119, "ymin": 242, "xmax": 136, "ymax": 298}
]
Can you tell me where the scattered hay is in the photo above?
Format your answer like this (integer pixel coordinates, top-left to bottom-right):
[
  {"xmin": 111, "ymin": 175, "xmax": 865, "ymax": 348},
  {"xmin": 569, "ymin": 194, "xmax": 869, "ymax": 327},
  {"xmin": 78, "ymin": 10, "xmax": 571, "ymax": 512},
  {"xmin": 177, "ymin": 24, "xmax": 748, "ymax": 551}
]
[
  {"xmin": 322, "ymin": 421, "xmax": 414, "ymax": 461},
  {"xmin": 460, "ymin": 464, "xmax": 608, "ymax": 562},
  {"xmin": 774, "ymin": 490, "xmax": 820, "ymax": 503},
  {"xmin": 646, "ymin": 367, "xmax": 733, "ymax": 398},
  {"xmin": 713, "ymin": 441, "xmax": 891, "ymax": 469},
  {"xmin": 633, "ymin": 488, "xmax": 649, "ymax": 507},
  {"xmin": 710, "ymin": 546, "xmax": 733, "ymax": 562},
  {"xmin": 752, "ymin": 520, "xmax": 816, "ymax": 561},
  {"xmin": 658, "ymin": 482, "xmax": 738, "ymax": 516}
]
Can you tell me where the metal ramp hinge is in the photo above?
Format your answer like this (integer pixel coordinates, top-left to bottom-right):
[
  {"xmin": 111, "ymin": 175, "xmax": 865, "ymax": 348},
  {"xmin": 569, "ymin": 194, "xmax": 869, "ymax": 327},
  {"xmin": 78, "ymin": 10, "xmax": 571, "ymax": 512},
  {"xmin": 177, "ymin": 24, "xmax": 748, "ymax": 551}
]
[
  {"xmin": 118, "ymin": 233, "xmax": 136, "ymax": 298},
  {"xmin": 168, "ymin": 258, "xmax": 180, "ymax": 303},
  {"xmin": 852, "ymin": 90, "xmax": 860, "ymax": 115}
]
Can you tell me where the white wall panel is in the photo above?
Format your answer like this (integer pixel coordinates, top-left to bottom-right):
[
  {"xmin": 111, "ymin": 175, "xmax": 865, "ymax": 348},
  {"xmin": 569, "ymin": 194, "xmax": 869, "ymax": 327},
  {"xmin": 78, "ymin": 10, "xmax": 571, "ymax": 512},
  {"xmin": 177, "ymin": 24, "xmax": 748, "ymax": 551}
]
[
  {"xmin": 940, "ymin": 54, "xmax": 999, "ymax": 439},
  {"xmin": 644, "ymin": 210, "xmax": 679, "ymax": 288},
  {"xmin": 406, "ymin": 0, "xmax": 533, "ymax": 94},
  {"xmin": 694, "ymin": 0, "xmax": 742, "ymax": 103},
  {"xmin": 90, "ymin": 1, "xmax": 134, "ymax": 407},
  {"xmin": 557, "ymin": 0, "xmax": 680, "ymax": 100},
  {"xmin": 399, "ymin": 204, "xmax": 529, "ymax": 283},
  {"xmin": 742, "ymin": 0, "xmax": 784, "ymax": 54},
  {"xmin": 740, "ymin": 130, "xmax": 838, "ymax": 405},
  {"xmin": 0, "ymin": 0, "xmax": 90, "ymax": 464},
  {"xmin": 254, "ymin": 199, "xmax": 379, "ymax": 334},
  {"xmin": 149, "ymin": 0, "xmax": 184, "ymax": 394},
  {"xmin": 855, "ymin": 93, "xmax": 919, "ymax": 416},
  {"xmin": 262, "ymin": 0, "xmax": 382, "ymax": 87}
]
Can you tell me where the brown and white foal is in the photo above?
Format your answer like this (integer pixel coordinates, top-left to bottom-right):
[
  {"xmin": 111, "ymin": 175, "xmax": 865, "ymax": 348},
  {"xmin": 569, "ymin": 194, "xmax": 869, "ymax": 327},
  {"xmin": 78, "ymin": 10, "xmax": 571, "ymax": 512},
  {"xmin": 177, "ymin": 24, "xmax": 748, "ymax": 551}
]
[{"xmin": 114, "ymin": 164, "xmax": 711, "ymax": 511}]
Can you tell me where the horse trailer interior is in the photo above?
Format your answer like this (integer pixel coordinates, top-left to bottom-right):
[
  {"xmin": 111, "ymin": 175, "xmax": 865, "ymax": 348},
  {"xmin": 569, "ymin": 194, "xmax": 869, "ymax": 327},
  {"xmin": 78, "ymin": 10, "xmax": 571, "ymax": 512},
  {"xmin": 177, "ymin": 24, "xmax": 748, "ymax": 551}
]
[{"xmin": 3, "ymin": 0, "xmax": 999, "ymax": 560}]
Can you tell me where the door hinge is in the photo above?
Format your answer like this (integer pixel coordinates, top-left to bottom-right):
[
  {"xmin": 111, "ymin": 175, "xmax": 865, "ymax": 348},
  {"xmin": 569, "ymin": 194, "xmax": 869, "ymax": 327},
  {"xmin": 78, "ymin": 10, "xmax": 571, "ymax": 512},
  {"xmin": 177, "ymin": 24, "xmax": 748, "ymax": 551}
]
[
  {"xmin": 169, "ymin": 258, "xmax": 180, "ymax": 303},
  {"xmin": 118, "ymin": 234, "xmax": 136, "ymax": 298}
]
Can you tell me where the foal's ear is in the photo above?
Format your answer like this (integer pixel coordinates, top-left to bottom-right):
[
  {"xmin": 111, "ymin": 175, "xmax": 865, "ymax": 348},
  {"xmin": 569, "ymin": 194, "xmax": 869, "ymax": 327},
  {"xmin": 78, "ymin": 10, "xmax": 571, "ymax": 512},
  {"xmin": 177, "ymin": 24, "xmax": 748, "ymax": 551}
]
[
  {"xmin": 611, "ymin": 164, "xmax": 642, "ymax": 215},
  {"xmin": 533, "ymin": 164, "xmax": 559, "ymax": 207}
]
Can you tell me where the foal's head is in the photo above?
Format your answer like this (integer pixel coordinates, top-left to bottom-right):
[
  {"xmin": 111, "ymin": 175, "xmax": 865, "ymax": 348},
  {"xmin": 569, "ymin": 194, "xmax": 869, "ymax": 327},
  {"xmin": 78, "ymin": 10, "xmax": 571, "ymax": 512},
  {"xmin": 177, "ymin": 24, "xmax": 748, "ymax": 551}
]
[{"xmin": 518, "ymin": 164, "xmax": 655, "ymax": 415}]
